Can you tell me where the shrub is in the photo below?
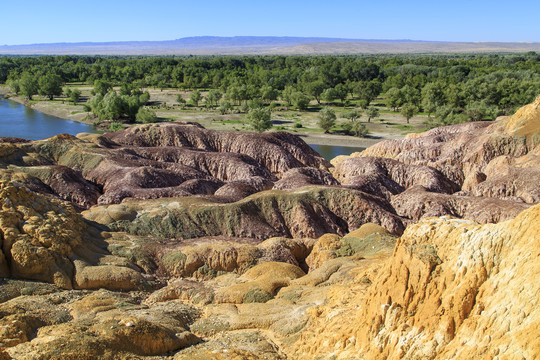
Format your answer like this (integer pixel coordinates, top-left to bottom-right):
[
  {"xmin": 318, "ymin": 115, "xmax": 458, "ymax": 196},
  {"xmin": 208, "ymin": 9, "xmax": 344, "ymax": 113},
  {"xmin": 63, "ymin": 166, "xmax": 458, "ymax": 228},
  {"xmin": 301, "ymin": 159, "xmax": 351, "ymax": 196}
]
[
  {"xmin": 108, "ymin": 122, "xmax": 124, "ymax": 132},
  {"xmin": 317, "ymin": 107, "xmax": 336, "ymax": 133},
  {"xmin": 136, "ymin": 108, "xmax": 158, "ymax": 123},
  {"xmin": 218, "ymin": 100, "xmax": 233, "ymax": 115},
  {"xmin": 341, "ymin": 121, "xmax": 353, "ymax": 135},
  {"xmin": 246, "ymin": 107, "xmax": 272, "ymax": 133}
]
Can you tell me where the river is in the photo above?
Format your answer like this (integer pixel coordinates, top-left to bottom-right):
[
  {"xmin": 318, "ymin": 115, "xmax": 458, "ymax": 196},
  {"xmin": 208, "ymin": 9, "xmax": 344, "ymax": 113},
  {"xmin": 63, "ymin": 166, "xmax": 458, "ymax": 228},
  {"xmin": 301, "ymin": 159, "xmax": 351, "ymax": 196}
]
[
  {"xmin": 309, "ymin": 144, "xmax": 365, "ymax": 161},
  {"xmin": 0, "ymin": 96, "xmax": 364, "ymax": 160},
  {"xmin": 0, "ymin": 96, "xmax": 97, "ymax": 140}
]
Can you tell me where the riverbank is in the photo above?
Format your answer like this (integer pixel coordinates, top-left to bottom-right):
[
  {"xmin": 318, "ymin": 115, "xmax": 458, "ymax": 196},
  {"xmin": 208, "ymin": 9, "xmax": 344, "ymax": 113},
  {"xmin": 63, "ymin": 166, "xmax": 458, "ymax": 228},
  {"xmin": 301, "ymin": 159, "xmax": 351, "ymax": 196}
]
[
  {"xmin": 1, "ymin": 86, "xmax": 423, "ymax": 147},
  {"xmin": 299, "ymin": 132, "xmax": 388, "ymax": 147},
  {"xmin": 0, "ymin": 95, "xmax": 98, "ymax": 140},
  {"xmin": 0, "ymin": 86, "xmax": 10, "ymax": 95},
  {"xmin": 6, "ymin": 95, "xmax": 93, "ymax": 125}
]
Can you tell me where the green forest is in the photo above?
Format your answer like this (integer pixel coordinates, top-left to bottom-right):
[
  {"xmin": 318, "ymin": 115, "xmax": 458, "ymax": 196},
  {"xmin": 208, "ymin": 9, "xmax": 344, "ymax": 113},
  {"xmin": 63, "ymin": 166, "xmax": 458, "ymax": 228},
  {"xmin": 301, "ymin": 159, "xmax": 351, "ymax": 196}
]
[{"xmin": 1, "ymin": 53, "xmax": 539, "ymax": 129}]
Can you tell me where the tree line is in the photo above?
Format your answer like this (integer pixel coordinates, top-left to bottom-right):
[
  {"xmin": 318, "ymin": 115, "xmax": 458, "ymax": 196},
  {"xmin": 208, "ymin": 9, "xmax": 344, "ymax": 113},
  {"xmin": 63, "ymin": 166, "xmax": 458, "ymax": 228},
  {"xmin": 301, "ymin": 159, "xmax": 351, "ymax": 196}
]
[{"xmin": 1, "ymin": 53, "xmax": 539, "ymax": 128}]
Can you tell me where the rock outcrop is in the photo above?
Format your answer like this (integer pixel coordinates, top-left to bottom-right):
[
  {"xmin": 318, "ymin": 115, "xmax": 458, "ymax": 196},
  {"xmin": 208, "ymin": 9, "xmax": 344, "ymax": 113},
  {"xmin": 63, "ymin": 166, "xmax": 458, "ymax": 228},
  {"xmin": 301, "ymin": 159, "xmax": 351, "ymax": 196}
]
[
  {"xmin": 3, "ymin": 290, "xmax": 202, "ymax": 359},
  {"xmin": 83, "ymin": 186, "xmax": 406, "ymax": 239},
  {"xmin": 290, "ymin": 203, "xmax": 540, "ymax": 360},
  {"xmin": 0, "ymin": 123, "xmax": 335, "ymax": 209},
  {"xmin": 1, "ymin": 97, "xmax": 539, "ymax": 360},
  {"xmin": 331, "ymin": 95, "xmax": 540, "ymax": 223},
  {"xmin": 0, "ymin": 182, "xmax": 145, "ymax": 290}
]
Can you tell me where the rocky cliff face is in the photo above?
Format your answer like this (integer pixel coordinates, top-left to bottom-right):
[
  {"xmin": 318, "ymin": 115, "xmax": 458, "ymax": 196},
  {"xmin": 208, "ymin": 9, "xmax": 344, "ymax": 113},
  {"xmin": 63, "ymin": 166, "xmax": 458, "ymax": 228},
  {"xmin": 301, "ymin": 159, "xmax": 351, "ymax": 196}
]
[
  {"xmin": 83, "ymin": 186, "xmax": 406, "ymax": 239},
  {"xmin": 331, "ymin": 95, "xmax": 540, "ymax": 224},
  {"xmin": 290, "ymin": 203, "xmax": 540, "ymax": 360}
]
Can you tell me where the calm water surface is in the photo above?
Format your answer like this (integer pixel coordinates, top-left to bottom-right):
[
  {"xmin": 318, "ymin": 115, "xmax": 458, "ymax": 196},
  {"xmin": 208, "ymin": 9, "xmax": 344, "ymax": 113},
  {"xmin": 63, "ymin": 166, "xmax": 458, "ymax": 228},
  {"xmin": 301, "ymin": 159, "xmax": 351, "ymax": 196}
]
[
  {"xmin": 0, "ymin": 96, "xmax": 97, "ymax": 140},
  {"xmin": 309, "ymin": 144, "xmax": 365, "ymax": 161},
  {"xmin": 0, "ymin": 96, "xmax": 364, "ymax": 159}
]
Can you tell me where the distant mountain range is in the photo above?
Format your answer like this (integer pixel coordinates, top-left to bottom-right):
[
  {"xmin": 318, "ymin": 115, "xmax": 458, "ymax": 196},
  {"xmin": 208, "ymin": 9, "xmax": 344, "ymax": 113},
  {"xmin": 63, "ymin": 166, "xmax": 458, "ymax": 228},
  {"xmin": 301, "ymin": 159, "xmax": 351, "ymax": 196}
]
[{"xmin": 1, "ymin": 36, "xmax": 539, "ymax": 55}]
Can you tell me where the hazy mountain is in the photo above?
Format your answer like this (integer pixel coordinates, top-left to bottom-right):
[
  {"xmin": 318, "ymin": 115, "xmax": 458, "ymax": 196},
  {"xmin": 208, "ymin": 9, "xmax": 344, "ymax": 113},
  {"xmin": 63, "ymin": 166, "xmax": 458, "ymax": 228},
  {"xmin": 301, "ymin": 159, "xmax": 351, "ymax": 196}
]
[{"xmin": 0, "ymin": 36, "xmax": 538, "ymax": 55}]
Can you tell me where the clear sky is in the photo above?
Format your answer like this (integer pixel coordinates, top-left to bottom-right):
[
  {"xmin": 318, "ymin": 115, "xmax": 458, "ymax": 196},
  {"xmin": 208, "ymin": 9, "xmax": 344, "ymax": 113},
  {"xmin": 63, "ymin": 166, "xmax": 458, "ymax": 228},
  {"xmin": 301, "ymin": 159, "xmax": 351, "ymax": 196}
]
[{"xmin": 1, "ymin": 0, "xmax": 539, "ymax": 45}]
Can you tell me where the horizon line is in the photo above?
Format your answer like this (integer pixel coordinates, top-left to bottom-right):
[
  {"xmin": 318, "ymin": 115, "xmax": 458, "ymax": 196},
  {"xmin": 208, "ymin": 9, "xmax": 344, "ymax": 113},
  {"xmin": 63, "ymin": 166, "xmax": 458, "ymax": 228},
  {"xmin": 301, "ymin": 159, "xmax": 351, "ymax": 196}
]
[{"xmin": 2, "ymin": 36, "xmax": 539, "ymax": 47}]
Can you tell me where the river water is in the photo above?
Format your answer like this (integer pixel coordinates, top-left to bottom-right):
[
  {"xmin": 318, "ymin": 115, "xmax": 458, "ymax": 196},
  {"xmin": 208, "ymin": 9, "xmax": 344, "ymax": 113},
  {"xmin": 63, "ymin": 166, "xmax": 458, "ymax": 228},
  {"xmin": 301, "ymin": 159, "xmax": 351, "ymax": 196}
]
[
  {"xmin": 0, "ymin": 96, "xmax": 97, "ymax": 140},
  {"xmin": 309, "ymin": 144, "xmax": 365, "ymax": 161},
  {"xmin": 0, "ymin": 96, "xmax": 363, "ymax": 160}
]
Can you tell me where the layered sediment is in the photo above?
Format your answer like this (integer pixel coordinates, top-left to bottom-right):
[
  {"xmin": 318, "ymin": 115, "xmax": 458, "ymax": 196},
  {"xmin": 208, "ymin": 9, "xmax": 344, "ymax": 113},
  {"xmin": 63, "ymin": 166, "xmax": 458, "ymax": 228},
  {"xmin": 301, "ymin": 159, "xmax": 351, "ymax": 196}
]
[{"xmin": 0, "ymin": 96, "xmax": 539, "ymax": 359}]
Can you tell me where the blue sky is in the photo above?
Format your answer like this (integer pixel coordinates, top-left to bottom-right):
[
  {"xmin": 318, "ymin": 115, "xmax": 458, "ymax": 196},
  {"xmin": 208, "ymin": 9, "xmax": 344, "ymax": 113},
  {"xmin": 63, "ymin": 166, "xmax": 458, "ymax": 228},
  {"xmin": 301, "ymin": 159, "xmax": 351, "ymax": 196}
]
[{"xmin": 1, "ymin": 0, "xmax": 539, "ymax": 45}]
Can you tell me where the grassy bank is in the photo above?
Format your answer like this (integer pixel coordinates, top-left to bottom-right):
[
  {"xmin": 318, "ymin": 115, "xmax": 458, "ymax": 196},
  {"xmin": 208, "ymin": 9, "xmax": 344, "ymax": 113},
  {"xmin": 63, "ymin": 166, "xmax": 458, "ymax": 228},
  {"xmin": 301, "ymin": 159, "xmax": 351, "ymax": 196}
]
[{"xmin": 2, "ymin": 85, "xmax": 432, "ymax": 147}]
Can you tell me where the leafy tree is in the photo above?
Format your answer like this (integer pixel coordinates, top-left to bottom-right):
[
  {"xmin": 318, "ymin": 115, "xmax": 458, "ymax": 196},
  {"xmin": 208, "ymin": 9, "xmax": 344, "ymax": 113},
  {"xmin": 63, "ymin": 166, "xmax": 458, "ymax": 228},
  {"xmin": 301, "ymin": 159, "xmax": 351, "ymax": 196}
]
[
  {"xmin": 486, "ymin": 105, "xmax": 500, "ymax": 121},
  {"xmin": 205, "ymin": 89, "xmax": 222, "ymax": 108},
  {"xmin": 305, "ymin": 80, "xmax": 326, "ymax": 104},
  {"xmin": 69, "ymin": 88, "xmax": 81, "ymax": 103},
  {"xmin": 88, "ymin": 93, "xmax": 105, "ymax": 119},
  {"xmin": 353, "ymin": 122, "xmax": 368, "ymax": 137},
  {"xmin": 355, "ymin": 80, "xmax": 382, "ymax": 107},
  {"xmin": 281, "ymin": 85, "xmax": 296, "ymax": 107},
  {"xmin": 139, "ymin": 91, "xmax": 150, "ymax": 105},
  {"xmin": 422, "ymin": 98, "xmax": 437, "ymax": 119},
  {"xmin": 92, "ymin": 79, "xmax": 112, "ymax": 96},
  {"xmin": 465, "ymin": 101, "xmax": 493, "ymax": 122},
  {"xmin": 434, "ymin": 105, "xmax": 466, "ymax": 126},
  {"xmin": 291, "ymin": 91, "xmax": 310, "ymax": 110},
  {"xmin": 445, "ymin": 84, "xmax": 464, "ymax": 109},
  {"xmin": 226, "ymin": 85, "xmax": 242, "ymax": 106},
  {"xmin": 122, "ymin": 95, "xmax": 142, "ymax": 122},
  {"xmin": 218, "ymin": 100, "xmax": 233, "ymax": 115},
  {"xmin": 108, "ymin": 122, "xmax": 124, "ymax": 132},
  {"xmin": 260, "ymin": 85, "xmax": 279, "ymax": 103},
  {"xmin": 246, "ymin": 107, "xmax": 272, "ymax": 132},
  {"xmin": 119, "ymin": 83, "xmax": 139, "ymax": 96},
  {"xmin": 38, "ymin": 73, "xmax": 63, "ymax": 100},
  {"xmin": 334, "ymin": 83, "xmax": 349, "ymax": 103},
  {"xmin": 385, "ymin": 87, "xmax": 404, "ymax": 111},
  {"xmin": 400, "ymin": 103, "xmax": 419, "ymax": 124},
  {"xmin": 136, "ymin": 108, "xmax": 158, "ymax": 123},
  {"xmin": 19, "ymin": 73, "xmax": 38, "ymax": 100},
  {"xmin": 322, "ymin": 87, "xmax": 338, "ymax": 104},
  {"xmin": 341, "ymin": 109, "xmax": 362, "ymax": 123},
  {"xmin": 190, "ymin": 89, "xmax": 202, "ymax": 107},
  {"xmin": 341, "ymin": 109, "xmax": 367, "ymax": 136},
  {"xmin": 401, "ymin": 85, "xmax": 421, "ymax": 106},
  {"xmin": 102, "ymin": 91, "xmax": 124, "ymax": 120},
  {"xmin": 248, "ymin": 98, "xmax": 265, "ymax": 110},
  {"xmin": 176, "ymin": 94, "xmax": 187, "ymax": 107},
  {"xmin": 341, "ymin": 121, "xmax": 353, "ymax": 135},
  {"xmin": 7, "ymin": 79, "xmax": 20, "ymax": 94},
  {"xmin": 365, "ymin": 107, "xmax": 379, "ymax": 122},
  {"xmin": 421, "ymin": 82, "xmax": 445, "ymax": 118},
  {"xmin": 318, "ymin": 107, "xmax": 336, "ymax": 133}
]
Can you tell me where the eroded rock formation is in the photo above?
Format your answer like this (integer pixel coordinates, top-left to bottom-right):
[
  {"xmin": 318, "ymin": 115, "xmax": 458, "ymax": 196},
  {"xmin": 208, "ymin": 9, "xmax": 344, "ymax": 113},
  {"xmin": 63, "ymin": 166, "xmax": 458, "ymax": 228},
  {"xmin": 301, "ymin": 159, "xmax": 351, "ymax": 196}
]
[
  {"xmin": 0, "ymin": 97, "xmax": 539, "ymax": 359},
  {"xmin": 290, "ymin": 203, "xmax": 540, "ymax": 360},
  {"xmin": 0, "ymin": 182, "xmax": 145, "ymax": 290},
  {"xmin": 0, "ymin": 123, "xmax": 333, "ymax": 209}
]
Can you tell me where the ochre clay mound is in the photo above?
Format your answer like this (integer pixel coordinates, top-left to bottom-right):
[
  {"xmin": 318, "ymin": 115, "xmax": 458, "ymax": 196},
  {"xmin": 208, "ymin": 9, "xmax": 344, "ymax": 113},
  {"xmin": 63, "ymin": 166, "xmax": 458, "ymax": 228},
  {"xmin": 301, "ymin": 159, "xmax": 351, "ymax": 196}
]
[
  {"xmin": 0, "ymin": 182, "xmax": 145, "ymax": 290},
  {"xmin": 290, "ymin": 203, "xmax": 540, "ymax": 360}
]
